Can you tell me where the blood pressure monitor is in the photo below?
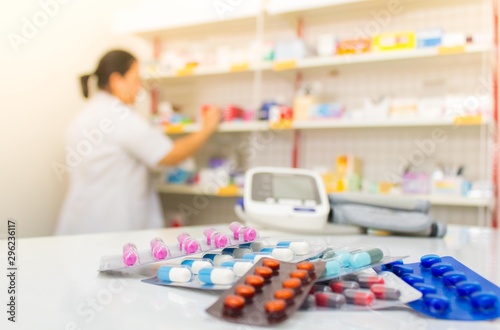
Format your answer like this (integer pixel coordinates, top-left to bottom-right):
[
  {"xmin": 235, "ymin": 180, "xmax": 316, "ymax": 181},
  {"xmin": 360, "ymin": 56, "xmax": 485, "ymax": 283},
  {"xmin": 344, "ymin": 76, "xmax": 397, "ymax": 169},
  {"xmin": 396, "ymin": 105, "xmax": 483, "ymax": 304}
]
[{"xmin": 235, "ymin": 167, "xmax": 331, "ymax": 232}]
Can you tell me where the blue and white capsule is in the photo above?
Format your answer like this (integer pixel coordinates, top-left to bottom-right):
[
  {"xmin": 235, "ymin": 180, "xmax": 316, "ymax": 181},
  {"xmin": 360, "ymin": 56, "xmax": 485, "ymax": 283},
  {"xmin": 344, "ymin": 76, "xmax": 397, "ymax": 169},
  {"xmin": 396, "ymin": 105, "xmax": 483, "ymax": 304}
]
[
  {"xmin": 239, "ymin": 240, "xmax": 270, "ymax": 251},
  {"xmin": 276, "ymin": 241, "xmax": 310, "ymax": 255},
  {"xmin": 202, "ymin": 253, "xmax": 234, "ymax": 266},
  {"xmin": 242, "ymin": 252, "xmax": 275, "ymax": 262},
  {"xmin": 157, "ymin": 265, "xmax": 192, "ymax": 283},
  {"xmin": 198, "ymin": 267, "xmax": 235, "ymax": 285},
  {"xmin": 260, "ymin": 247, "xmax": 294, "ymax": 261},
  {"xmin": 180, "ymin": 258, "xmax": 213, "ymax": 275},
  {"xmin": 221, "ymin": 247, "xmax": 252, "ymax": 259},
  {"xmin": 221, "ymin": 259, "xmax": 254, "ymax": 276}
]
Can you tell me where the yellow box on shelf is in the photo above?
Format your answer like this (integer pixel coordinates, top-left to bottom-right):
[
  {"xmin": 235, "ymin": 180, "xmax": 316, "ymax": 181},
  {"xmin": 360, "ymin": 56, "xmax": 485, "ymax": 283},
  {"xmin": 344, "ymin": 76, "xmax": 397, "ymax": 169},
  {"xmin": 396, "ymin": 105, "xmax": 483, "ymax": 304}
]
[
  {"xmin": 272, "ymin": 59, "xmax": 297, "ymax": 71},
  {"xmin": 217, "ymin": 185, "xmax": 240, "ymax": 197},
  {"xmin": 373, "ymin": 31, "xmax": 416, "ymax": 52},
  {"xmin": 453, "ymin": 114, "xmax": 482, "ymax": 125},
  {"xmin": 269, "ymin": 119, "xmax": 294, "ymax": 130},
  {"xmin": 230, "ymin": 62, "xmax": 250, "ymax": 72},
  {"xmin": 176, "ymin": 63, "xmax": 198, "ymax": 77},
  {"xmin": 438, "ymin": 45, "xmax": 465, "ymax": 55},
  {"xmin": 164, "ymin": 124, "xmax": 186, "ymax": 134}
]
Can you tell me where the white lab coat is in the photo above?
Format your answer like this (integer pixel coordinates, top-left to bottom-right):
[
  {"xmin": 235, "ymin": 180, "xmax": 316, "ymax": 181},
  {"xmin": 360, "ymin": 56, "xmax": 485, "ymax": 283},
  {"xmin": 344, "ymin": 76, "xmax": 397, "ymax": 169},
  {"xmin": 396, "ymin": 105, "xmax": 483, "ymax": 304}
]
[{"xmin": 56, "ymin": 91, "xmax": 172, "ymax": 235}]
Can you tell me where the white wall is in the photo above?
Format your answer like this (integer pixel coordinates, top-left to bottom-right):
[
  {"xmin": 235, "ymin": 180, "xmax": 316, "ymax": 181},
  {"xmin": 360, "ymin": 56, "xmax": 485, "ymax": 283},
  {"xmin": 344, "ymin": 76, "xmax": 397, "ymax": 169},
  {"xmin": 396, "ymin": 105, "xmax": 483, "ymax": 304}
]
[{"xmin": 0, "ymin": 0, "xmax": 151, "ymax": 237}]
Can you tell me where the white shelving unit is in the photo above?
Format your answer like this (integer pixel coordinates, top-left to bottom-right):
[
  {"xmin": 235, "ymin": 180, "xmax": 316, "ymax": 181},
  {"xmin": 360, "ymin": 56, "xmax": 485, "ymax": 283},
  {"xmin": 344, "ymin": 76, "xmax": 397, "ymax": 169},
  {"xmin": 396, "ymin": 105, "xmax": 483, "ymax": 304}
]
[
  {"xmin": 156, "ymin": 183, "xmax": 491, "ymax": 207},
  {"xmin": 164, "ymin": 118, "xmax": 489, "ymax": 135},
  {"xmin": 118, "ymin": 0, "xmax": 497, "ymax": 227},
  {"xmin": 143, "ymin": 45, "xmax": 491, "ymax": 82}
]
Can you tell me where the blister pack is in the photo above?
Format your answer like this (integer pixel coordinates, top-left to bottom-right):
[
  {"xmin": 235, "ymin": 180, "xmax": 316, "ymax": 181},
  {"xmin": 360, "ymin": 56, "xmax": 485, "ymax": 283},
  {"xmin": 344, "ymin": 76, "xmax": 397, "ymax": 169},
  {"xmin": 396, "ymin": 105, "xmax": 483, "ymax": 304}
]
[
  {"xmin": 386, "ymin": 255, "xmax": 500, "ymax": 321},
  {"xmin": 304, "ymin": 269, "xmax": 422, "ymax": 311},
  {"xmin": 311, "ymin": 246, "xmax": 407, "ymax": 281},
  {"xmin": 141, "ymin": 240, "xmax": 326, "ymax": 291},
  {"xmin": 206, "ymin": 258, "xmax": 326, "ymax": 326},
  {"xmin": 98, "ymin": 222, "xmax": 262, "ymax": 271},
  {"xmin": 239, "ymin": 239, "xmax": 327, "ymax": 263}
]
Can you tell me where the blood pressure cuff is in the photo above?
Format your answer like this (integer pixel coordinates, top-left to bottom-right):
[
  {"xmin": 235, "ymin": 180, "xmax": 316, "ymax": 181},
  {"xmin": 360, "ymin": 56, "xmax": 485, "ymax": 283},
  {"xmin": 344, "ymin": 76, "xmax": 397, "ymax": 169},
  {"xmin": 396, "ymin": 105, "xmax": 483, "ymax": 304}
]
[{"xmin": 328, "ymin": 194, "xmax": 446, "ymax": 237}]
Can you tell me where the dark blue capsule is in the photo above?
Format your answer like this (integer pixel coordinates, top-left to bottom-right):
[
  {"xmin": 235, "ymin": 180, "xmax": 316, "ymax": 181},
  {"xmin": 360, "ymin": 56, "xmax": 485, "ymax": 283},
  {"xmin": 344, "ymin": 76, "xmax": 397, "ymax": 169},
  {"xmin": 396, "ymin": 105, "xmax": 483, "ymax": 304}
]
[
  {"xmin": 455, "ymin": 281, "xmax": 482, "ymax": 297},
  {"xmin": 382, "ymin": 260, "xmax": 404, "ymax": 271},
  {"xmin": 430, "ymin": 262, "xmax": 454, "ymax": 277},
  {"xmin": 420, "ymin": 254, "xmax": 442, "ymax": 268},
  {"xmin": 442, "ymin": 271, "xmax": 467, "ymax": 287},
  {"xmin": 424, "ymin": 294, "xmax": 450, "ymax": 314},
  {"xmin": 471, "ymin": 292, "xmax": 498, "ymax": 311},
  {"xmin": 413, "ymin": 283, "xmax": 437, "ymax": 296},
  {"xmin": 401, "ymin": 274, "xmax": 425, "ymax": 286},
  {"xmin": 392, "ymin": 265, "xmax": 414, "ymax": 277}
]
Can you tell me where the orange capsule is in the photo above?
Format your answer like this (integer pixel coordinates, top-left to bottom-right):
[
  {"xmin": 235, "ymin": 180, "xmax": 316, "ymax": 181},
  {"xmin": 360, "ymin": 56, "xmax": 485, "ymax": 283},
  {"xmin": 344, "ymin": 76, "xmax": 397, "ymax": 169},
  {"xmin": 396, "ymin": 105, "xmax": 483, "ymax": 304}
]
[
  {"xmin": 290, "ymin": 270, "xmax": 309, "ymax": 284},
  {"xmin": 297, "ymin": 262, "xmax": 315, "ymax": 277},
  {"xmin": 282, "ymin": 277, "xmax": 302, "ymax": 294},
  {"xmin": 264, "ymin": 299, "xmax": 287, "ymax": 320},
  {"xmin": 223, "ymin": 295, "xmax": 245, "ymax": 316},
  {"xmin": 235, "ymin": 285, "xmax": 255, "ymax": 302},
  {"xmin": 254, "ymin": 266, "xmax": 273, "ymax": 281},
  {"xmin": 245, "ymin": 275, "xmax": 265, "ymax": 290},
  {"xmin": 263, "ymin": 259, "xmax": 280, "ymax": 272},
  {"xmin": 274, "ymin": 288, "xmax": 295, "ymax": 305}
]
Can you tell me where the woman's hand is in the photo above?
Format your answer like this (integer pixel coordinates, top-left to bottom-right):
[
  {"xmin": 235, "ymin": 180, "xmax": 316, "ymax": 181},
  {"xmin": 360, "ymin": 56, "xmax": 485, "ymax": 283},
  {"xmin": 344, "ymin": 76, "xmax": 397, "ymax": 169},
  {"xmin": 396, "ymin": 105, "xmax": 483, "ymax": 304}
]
[{"xmin": 201, "ymin": 106, "xmax": 221, "ymax": 135}]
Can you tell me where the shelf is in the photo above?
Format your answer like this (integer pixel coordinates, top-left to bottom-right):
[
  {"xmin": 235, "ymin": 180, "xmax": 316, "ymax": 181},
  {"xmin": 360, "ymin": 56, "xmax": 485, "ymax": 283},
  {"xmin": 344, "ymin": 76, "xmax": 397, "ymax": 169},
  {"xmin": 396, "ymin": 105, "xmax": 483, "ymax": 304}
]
[
  {"xmin": 157, "ymin": 184, "xmax": 242, "ymax": 197},
  {"xmin": 292, "ymin": 118, "xmax": 490, "ymax": 129},
  {"xmin": 164, "ymin": 121, "xmax": 269, "ymax": 135},
  {"xmin": 142, "ymin": 45, "xmax": 491, "ymax": 81},
  {"xmin": 414, "ymin": 195, "xmax": 492, "ymax": 207},
  {"xmin": 157, "ymin": 184, "xmax": 491, "ymax": 207},
  {"xmin": 113, "ymin": 1, "xmax": 261, "ymax": 39},
  {"xmin": 163, "ymin": 117, "xmax": 489, "ymax": 135}
]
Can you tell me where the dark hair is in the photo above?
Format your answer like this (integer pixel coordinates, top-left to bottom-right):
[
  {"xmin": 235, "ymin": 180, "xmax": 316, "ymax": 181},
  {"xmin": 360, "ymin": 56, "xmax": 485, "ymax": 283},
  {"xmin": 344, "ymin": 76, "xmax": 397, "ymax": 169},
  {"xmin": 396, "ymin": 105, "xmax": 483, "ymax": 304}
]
[{"xmin": 80, "ymin": 50, "xmax": 137, "ymax": 98}]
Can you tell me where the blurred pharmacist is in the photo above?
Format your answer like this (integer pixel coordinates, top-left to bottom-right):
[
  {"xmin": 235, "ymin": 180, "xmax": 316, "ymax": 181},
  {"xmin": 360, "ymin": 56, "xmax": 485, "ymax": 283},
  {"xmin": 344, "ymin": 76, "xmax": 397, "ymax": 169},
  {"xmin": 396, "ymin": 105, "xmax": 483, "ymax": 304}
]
[{"xmin": 56, "ymin": 50, "xmax": 220, "ymax": 235}]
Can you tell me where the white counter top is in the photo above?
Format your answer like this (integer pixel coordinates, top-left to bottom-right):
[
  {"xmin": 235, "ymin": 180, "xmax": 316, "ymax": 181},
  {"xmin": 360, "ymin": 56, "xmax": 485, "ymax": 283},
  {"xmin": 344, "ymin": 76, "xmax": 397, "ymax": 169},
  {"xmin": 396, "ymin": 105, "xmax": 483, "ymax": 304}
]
[{"xmin": 1, "ymin": 225, "xmax": 499, "ymax": 329}]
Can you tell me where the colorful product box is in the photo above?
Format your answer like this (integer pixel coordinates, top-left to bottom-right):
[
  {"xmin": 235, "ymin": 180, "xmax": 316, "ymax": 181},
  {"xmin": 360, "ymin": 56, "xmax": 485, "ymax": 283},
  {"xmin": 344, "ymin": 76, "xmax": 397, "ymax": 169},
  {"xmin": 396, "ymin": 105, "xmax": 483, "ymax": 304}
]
[{"xmin": 373, "ymin": 31, "xmax": 416, "ymax": 52}]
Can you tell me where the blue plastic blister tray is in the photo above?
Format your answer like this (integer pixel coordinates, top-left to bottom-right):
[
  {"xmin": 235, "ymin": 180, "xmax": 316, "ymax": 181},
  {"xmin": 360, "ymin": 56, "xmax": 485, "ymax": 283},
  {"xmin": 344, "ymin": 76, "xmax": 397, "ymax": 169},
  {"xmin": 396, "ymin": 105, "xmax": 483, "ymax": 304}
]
[{"xmin": 386, "ymin": 255, "xmax": 500, "ymax": 321}]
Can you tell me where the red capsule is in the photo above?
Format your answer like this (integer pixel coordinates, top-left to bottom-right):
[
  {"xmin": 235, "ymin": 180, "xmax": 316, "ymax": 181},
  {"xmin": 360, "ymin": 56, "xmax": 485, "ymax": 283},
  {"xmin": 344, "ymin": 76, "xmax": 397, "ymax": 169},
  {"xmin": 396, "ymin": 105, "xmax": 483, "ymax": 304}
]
[
  {"xmin": 329, "ymin": 280, "xmax": 360, "ymax": 293},
  {"xmin": 344, "ymin": 289, "xmax": 374, "ymax": 306},
  {"xmin": 370, "ymin": 284, "xmax": 401, "ymax": 300},
  {"xmin": 315, "ymin": 292, "xmax": 346, "ymax": 309},
  {"xmin": 358, "ymin": 275, "xmax": 385, "ymax": 288}
]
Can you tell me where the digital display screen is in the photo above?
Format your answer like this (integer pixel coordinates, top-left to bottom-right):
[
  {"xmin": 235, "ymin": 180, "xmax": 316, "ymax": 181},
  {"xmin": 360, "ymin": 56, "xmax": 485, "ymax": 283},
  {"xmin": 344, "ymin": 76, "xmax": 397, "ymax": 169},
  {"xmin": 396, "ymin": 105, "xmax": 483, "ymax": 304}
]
[
  {"xmin": 272, "ymin": 175, "xmax": 317, "ymax": 200},
  {"xmin": 251, "ymin": 172, "xmax": 321, "ymax": 203}
]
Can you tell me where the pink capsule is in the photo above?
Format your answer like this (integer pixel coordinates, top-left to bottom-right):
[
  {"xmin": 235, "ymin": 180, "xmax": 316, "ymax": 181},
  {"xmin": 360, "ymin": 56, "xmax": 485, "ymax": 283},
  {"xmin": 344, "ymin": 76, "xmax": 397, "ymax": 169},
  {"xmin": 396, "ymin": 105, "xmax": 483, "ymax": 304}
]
[
  {"xmin": 203, "ymin": 227, "xmax": 229, "ymax": 248},
  {"xmin": 150, "ymin": 237, "xmax": 169, "ymax": 260},
  {"xmin": 229, "ymin": 221, "xmax": 257, "ymax": 242},
  {"xmin": 177, "ymin": 233, "xmax": 201, "ymax": 254},
  {"xmin": 123, "ymin": 243, "xmax": 139, "ymax": 266}
]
